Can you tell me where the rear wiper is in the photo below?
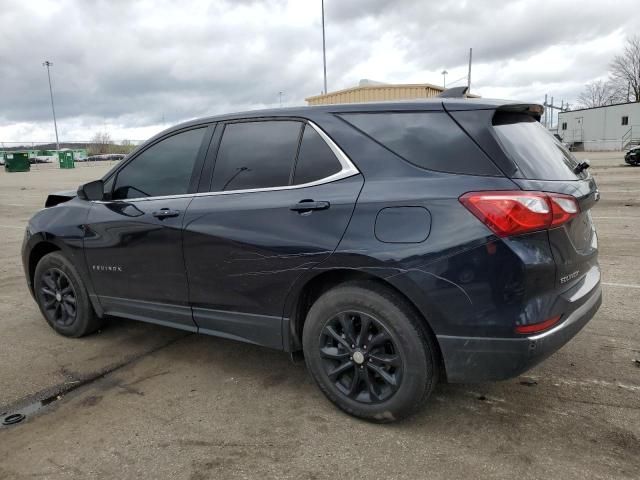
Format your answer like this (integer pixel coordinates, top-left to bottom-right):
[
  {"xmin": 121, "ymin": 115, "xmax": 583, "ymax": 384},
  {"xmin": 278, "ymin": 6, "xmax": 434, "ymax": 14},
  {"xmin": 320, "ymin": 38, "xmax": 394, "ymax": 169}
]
[{"xmin": 574, "ymin": 160, "xmax": 590, "ymax": 174}]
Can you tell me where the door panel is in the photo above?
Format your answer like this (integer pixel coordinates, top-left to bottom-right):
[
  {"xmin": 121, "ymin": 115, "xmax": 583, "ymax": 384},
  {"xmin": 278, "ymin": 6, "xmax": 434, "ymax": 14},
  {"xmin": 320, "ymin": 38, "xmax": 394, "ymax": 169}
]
[
  {"xmin": 183, "ymin": 175, "xmax": 364, "ymax": 348},
  {"xmin": 84, "ymin": 197, "xmax": 196, "ymax": 330}
]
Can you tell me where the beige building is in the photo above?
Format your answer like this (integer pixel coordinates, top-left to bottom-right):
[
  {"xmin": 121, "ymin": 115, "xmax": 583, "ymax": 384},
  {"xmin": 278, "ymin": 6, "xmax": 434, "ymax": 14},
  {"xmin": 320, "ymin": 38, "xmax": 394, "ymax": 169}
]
[{"xmin": 306, "ymin": 80, "xmax": 445, "ymax": 106}]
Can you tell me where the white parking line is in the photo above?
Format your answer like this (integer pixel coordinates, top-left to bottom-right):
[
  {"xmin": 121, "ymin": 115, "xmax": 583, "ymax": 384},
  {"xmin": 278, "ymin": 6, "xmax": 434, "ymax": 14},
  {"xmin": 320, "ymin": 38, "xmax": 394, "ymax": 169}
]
[
  {"xmin": 0, "ymin": 225, "xmax": 24, "ymax": 229},
  {"xmin": 602, "ymin": 282, "xmax": 640, "ymax": 289},
  {"xmin": 592, "ymin": 216, "xmax": 639, "ymax": 220}
]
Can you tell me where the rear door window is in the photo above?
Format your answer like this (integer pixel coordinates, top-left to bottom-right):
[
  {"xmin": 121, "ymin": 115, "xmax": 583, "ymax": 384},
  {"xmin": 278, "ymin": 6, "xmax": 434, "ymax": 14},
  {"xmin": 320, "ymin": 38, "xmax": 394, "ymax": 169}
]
[
  {"xmin": 211, "ymin": 121, "xmax": 302, "ymax": 191},
  {"xmin": 492, "ymin": 112, "xmax": 582, "ymax": 180},
  {"xmin": 340, "ymin": 112, "xmax": 501, "ymax": 176}
]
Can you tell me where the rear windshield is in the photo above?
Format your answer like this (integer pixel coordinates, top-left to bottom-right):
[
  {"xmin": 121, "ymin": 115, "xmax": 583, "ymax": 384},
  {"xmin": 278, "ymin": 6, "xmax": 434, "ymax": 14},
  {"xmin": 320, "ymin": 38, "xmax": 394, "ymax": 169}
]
[{"xmin": 493, "ymin": 112, "xmax": 584, "ymax": 180}]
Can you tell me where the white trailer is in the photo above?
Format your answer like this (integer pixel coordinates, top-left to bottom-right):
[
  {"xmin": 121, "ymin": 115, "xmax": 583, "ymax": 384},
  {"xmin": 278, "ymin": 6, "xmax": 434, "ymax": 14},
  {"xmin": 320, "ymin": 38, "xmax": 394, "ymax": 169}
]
[{"xmin": 557, "ymin": 102, "xmax": 640, "ymax": 151}]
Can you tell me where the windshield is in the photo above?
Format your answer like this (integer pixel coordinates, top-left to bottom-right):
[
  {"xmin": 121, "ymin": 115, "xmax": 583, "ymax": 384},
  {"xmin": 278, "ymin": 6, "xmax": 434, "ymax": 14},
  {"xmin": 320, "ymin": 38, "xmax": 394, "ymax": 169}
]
[{"xmin": 493, "ymin": 112, "xmax": 584, "ymax": 181}]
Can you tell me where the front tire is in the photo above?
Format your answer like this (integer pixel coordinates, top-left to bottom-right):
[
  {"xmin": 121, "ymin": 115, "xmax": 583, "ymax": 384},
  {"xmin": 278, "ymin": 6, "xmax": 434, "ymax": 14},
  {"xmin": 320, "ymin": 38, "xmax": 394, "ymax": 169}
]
[
  {"xmin": 302, "ymin": 281, "xmax": 439, "ymax": 423},
  {"xmin": 34, "ymin": 252, "xmax": 104, "ymax": 337}
]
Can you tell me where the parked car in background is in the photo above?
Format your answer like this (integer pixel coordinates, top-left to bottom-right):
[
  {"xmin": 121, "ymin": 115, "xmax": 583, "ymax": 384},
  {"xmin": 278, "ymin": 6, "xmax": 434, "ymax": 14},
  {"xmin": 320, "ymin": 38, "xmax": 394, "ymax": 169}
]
[
  {"xmin": 22, "ymin": 97, "xmax": 601, "ymax": 422},
  {"xmin": 33, "ymin": 156, "xmax": 54, "ymax": 164},
  {"xmin": 625, "ymin": 145, "xmax": 640, "ymax": 165},
  {"xmin": 86, "ymin": 154, "xmax": 126, "ymax": 162}
]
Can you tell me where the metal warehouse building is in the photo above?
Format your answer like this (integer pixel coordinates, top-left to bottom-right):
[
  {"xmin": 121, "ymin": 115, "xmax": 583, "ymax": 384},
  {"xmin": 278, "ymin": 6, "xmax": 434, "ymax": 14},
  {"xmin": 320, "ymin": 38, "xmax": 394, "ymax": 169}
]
[
  {"xmin": 558, "ymin": 102, "xmax": 640, "ymax": 151},
  {"xmin": 306, "ymin": 80, "xmax": 446, "ymax": 105}
]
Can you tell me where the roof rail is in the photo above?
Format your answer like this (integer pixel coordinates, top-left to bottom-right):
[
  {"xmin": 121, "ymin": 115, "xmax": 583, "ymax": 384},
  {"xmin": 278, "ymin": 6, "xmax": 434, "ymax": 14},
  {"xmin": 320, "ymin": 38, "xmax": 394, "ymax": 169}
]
[{"xmin": 438, "ymin": 86, "xmax": 469, "ymax": 98}]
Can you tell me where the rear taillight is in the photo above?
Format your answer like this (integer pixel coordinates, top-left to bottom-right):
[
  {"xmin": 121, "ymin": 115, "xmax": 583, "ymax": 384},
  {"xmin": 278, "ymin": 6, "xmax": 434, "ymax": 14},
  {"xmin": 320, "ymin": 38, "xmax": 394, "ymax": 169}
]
[{"xmin": 459, "ymin": 191, "xmax": 579, "ymax": 237}]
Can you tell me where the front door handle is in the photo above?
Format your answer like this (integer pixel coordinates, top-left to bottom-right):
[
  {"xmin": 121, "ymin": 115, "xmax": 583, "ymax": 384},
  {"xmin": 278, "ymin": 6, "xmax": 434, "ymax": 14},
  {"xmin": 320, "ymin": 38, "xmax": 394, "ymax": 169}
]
[
  {"xmin": 289, "ymin": 200, "xmax": 330, "ymax": 213},
  {"xmin": 152, "ymin": 208, "xmax": 180, "ymax": 219}
]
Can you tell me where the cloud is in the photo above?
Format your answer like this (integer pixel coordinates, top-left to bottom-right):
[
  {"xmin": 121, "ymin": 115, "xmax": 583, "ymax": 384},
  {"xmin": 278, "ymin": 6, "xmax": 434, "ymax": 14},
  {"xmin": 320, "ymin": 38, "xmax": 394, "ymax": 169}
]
[{"xmin": 0, "ymin": 0, "xmax": 636, "ymax": 142}]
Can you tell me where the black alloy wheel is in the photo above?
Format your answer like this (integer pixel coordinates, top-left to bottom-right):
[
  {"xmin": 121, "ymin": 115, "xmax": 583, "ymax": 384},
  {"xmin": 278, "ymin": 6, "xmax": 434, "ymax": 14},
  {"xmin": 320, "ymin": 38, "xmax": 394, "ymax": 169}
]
[
  {"xmin": 39, "ymin": 268, "xmax": 77, "ymax": 327},
  {"xmin": 319, "ymin": 311, "xmax": 402, "ymax": 403},
  {"xmin": 303, "ymin": 281, "xmax": 438, "ymax": 423},
  {"xmin": 34, "ymin": 252, "xmax": 104, "ymax": 337}
]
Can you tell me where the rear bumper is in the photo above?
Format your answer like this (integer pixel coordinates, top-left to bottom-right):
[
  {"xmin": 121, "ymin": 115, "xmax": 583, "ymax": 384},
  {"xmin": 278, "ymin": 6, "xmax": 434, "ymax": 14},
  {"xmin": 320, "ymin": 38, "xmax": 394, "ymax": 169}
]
[{"xmin": 437, "ymin": 281, "xmax": 602, "ymax": 383}]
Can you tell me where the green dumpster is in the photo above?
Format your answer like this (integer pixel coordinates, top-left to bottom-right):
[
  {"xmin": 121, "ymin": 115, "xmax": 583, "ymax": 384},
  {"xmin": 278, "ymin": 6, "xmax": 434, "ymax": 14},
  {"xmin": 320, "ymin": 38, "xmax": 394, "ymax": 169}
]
[
  {"xmin": 58, "ymin": 150, "xmax": 75, "ymax": 169},
  {"xmin": 4, "ymin": 152, "xmax": 31, "ymax": 172}
]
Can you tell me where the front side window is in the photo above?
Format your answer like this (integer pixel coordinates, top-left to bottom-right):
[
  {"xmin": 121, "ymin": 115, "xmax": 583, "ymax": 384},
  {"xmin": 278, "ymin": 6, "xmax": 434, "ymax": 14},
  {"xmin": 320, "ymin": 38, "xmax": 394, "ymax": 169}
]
[
  {"xmin": 112, "ymin": 128, "xmax": 206, "ymax": 199},
  {"xmin": 292, "ymin": 125, "xmax": 342, "ymax": 185},
  {"xmin": 211, "ymin": 121, "xmax": 302, "ymax": 191}
]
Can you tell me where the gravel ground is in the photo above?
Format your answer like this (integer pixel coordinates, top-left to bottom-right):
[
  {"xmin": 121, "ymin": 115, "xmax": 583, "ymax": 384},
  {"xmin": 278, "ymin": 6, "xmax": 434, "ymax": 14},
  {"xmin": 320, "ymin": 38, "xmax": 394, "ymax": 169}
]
[{"xmin": 0, "ymin": 154, "xmax": 638, "ymax": 480}]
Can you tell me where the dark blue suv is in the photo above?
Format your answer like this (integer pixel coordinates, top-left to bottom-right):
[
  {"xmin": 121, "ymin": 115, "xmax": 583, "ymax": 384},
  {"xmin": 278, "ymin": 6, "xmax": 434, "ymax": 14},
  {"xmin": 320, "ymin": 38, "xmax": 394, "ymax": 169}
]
[{"xmin": 22, "ymin": 97, "xmax": 601, "ymax": 422}]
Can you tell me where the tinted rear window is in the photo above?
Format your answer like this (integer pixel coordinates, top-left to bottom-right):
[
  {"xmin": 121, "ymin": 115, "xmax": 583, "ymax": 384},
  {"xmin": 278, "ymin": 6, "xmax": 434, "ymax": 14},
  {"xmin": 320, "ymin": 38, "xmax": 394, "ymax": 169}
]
[
  {"xmin": 293, "ymin": 125, "xmax": 342, "ymax": 185},
  {"xmin": 493, "ymin": 112, "xmax": 583, "ymax": 181},
  {"xmin": 340, "ymin": 112, "xmax": 501, "ymax": 176}
]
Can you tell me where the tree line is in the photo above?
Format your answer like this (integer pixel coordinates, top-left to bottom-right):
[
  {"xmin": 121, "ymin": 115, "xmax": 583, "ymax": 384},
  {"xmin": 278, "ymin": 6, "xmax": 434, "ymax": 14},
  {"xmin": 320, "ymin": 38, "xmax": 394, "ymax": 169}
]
[
  {"xmin": 89, "ymin": 132, "xmax": 137, "ymax": 155},
  {"xmin": 577, "ymin": 36, "xmax": 640, "ymax": 108}
]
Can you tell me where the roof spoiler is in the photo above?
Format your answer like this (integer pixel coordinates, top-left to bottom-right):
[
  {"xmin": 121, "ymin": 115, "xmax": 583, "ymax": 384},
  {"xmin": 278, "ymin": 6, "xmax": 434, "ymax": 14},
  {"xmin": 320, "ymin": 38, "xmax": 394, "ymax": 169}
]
[
  {"xmin": 438, "ymin": 86, "xmax": 469, "ymax": 98},
  {"xmin": 496, "ymin": 104, "xmax": 544, "ymax": 120}
]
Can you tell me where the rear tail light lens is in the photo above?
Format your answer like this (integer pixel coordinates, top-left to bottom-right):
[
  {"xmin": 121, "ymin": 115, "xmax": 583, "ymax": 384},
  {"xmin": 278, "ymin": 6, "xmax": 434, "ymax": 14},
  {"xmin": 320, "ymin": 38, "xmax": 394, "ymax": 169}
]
[{"xmin": 459, "ymin": 191, "xmax": 579, "ymax": 237}]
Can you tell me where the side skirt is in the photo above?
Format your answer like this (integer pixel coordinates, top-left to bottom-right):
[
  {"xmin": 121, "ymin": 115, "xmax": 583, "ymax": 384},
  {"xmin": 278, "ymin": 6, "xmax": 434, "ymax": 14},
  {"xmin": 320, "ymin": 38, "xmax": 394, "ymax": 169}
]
[
  {"xmin": 99, "ymin": 297, "xmax": 286, "ymax": 350},
  {"xmin": 100, "ymin": 296, "xmax": 197, "ymax": 332},
  {"xmin": 193, "ymin": 307, "xmax": 284, "ymax": 350}
]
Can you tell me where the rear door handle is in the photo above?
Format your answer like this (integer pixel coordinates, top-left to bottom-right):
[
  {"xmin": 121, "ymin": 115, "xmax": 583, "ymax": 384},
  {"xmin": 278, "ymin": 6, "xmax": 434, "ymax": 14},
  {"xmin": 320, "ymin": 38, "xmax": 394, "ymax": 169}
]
[
  {"xmin": 152, "ymin": 208, "xmax": 180, "ymax": 218},
  {"xmin": 289, "ymin": 200, "xmax": 330, "ymax": 212}
]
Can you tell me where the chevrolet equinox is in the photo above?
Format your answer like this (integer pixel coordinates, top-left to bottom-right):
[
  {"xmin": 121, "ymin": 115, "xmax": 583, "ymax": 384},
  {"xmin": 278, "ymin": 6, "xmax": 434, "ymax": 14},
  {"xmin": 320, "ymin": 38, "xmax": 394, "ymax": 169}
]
[{"xmin": 22, "ymin": 96, "xmax": 602, "ymax": 422}]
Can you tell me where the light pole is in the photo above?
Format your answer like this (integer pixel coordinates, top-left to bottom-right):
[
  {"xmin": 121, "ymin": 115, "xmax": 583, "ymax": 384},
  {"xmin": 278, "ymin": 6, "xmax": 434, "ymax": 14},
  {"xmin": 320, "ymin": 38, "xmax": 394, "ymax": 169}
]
[
  {"xmin": 278, "ymin": 91, "xmax": 283, "ymax": 108},
  {"xmin": 42, "ymin": 61, "xmax": 60, "ymax": 151},
  {"xmin": 441, "ymin": 70, "xmax": 448, "ymax": 89},
  {"xmin": 321, "ymin": 0, "xmax": 327, "ymax": 94}
]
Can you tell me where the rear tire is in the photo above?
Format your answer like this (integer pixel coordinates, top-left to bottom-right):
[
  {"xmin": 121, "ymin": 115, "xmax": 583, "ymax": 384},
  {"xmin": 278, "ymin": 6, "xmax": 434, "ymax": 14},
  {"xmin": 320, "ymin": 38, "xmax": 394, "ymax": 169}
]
[
  {"xmin": 34, "ymin": 252, "xmax": 104, "ymax": 337},
  {"xmin": 302, "ymin": 281, "xmax": 438, "ymax": 422}
]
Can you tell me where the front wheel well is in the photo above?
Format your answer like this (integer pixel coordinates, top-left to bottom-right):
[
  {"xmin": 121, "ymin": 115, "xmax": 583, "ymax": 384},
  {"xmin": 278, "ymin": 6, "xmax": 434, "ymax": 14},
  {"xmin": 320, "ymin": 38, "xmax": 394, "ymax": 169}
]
[
  {"xmin": 28, "ymin": 242, "xmax": 60, "ymax": 288},
  {"xmin": 289, "ymin": 269, "xmax": 443, "ymax": 374}
]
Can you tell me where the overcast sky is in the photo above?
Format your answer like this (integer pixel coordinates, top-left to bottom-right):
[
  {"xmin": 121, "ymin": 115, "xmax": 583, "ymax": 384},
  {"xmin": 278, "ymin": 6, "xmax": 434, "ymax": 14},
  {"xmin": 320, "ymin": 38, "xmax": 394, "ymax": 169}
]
[{"xmin": 0, "ymin": 0, "xmax": 636, "ymax": 143}]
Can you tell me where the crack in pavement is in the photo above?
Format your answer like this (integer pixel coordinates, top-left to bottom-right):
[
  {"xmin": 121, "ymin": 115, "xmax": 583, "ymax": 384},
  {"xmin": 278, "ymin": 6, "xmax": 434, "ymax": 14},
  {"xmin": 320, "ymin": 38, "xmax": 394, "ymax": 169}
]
[{"xmin": 0, "ymin": 332, "xmax": 192, "ymax": 422}]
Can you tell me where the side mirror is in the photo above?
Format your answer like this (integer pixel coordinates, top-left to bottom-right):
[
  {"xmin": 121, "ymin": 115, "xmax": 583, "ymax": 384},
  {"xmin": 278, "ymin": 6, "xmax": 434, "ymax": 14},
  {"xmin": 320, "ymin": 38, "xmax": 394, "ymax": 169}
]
[{"xmin": 77, "ymin": 180, "xmax": 104, "ymax": 201}]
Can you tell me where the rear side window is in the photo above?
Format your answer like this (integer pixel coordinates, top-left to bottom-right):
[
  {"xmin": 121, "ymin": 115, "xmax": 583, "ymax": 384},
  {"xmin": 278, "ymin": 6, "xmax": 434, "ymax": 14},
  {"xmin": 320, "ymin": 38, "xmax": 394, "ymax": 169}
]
[
  {"xmin": 493, "ymin": 113, "xmax": 582, "ymax": 181},
  {"xmin": 293, "ymin": 125, "xmax": 342, "ymax": 185},
  {"xmin": 112, "ymin": 127, "xmax": 206, "ymax": 199},
  {"xmin": 211, "ymin": 121, "xmax": 302, "ymax": 191},
  {"xmin": 340, "ymin": 112, "xmax": 501, "ymax": 176}
]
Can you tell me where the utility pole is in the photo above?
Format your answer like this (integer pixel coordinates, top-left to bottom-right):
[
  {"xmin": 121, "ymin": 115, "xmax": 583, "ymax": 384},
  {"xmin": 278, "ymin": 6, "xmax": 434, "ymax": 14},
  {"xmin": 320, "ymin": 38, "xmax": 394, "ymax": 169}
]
[
  {"xmin": 278, "ymin": 91, "xmax": 283, "ymax": 108},
  {"xmin": 543, "ymin": 95, "xmax": 568, "ymax": 129},
  {"xmin": 441, "ymin": 70, "xmax": 448, "ymax": 88},
  {"xmin": 42, "ymin": 61, "xmax": 60, "ymax": 151},
  {"xmin": 321, "ymin": 0, "xmax": 327, "ymax": 94},
  {"xmin": 467, "ymin": 48, "xmax": 472, "ymax": 94}
]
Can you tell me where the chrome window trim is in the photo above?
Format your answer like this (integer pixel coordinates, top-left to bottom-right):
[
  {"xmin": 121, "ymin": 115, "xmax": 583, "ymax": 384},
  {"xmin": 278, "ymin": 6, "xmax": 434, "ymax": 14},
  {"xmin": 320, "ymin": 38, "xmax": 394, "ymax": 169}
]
[{"xmin": 97, "ymin": 120, "xmax": 359, "ymax": 204}]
